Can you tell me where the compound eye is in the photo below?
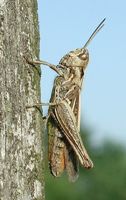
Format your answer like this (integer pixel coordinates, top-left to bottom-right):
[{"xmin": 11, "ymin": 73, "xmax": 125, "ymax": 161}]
[
  {"xmin": 78, "ymin": 49, "xmax": 88, "ymax": 60},
  {"xmin": 83, "ymin": 49, "xmax": 89, "ymax": 59},
  {"xmin": 83, "ymin": 53, "xmax": 87, "ymax": 59}
]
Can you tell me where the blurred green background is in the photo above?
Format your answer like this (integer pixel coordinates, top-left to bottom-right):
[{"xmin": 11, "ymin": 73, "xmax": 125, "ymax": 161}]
[{"xmin": 45, "ymin": 129, "xmax": 126, "ymax": 200}]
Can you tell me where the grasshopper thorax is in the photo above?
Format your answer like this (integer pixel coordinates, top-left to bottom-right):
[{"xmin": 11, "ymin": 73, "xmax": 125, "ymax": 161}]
[{"xmin": 59, "ymin": 48, "xmax": 89, "ymax": 70}]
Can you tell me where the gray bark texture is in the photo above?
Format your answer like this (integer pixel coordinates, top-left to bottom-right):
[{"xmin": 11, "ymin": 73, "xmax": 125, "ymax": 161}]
[{"xmin": 0, "ymin": 0, "xmax": 45, "ymax": 199}]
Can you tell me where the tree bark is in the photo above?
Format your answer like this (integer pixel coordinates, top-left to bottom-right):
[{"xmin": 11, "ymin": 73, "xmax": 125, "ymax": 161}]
[{"xmin": 0, "ymin": 0, "xmax": 45, "ymax": 199}]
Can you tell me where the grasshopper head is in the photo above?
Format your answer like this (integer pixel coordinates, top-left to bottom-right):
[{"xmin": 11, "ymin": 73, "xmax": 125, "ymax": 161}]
[
  {"xmin": 59, "ymin": 48, "xmax": 89, "ymax": 70},
  {"xmin": 59, "ymin": 18, "xmax": 105, "ymax": 72}
]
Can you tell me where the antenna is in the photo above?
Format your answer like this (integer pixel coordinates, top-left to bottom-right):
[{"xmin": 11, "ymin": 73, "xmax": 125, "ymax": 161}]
[{"xmin": 83, "ymin": 18, "xmax": 106, "ymax": 49}]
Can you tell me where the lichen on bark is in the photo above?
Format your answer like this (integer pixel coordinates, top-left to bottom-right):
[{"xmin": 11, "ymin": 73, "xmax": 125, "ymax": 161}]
[{"xmin": 0, "ymin": 0, "xmax": 44, "ymax": 199}]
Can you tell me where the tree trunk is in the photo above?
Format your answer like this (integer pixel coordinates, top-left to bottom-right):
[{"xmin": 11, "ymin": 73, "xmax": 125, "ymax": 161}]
[{"xmin": 0, "ymin": 0, "xmax": 45, "ymax": 199}]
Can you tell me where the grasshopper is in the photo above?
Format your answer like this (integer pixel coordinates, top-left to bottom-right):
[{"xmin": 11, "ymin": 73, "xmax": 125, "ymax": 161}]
[{"xmin": 29, "ymin": 18, "xmax": 105, "ymax": 182}]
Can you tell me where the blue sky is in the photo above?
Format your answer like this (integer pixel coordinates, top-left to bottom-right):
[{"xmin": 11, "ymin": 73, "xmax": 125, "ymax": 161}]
[{"xmin": 38, "ymin": 0, "xmax": 126, "ymax": 146}]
